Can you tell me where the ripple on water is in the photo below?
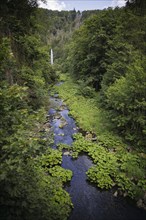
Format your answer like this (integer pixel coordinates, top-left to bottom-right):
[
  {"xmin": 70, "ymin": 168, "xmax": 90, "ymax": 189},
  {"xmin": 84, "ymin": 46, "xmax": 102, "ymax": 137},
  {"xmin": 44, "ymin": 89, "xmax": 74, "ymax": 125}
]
[{"xmin": 49, "ymin": 97, "xmax": 146, "ymax": 220}]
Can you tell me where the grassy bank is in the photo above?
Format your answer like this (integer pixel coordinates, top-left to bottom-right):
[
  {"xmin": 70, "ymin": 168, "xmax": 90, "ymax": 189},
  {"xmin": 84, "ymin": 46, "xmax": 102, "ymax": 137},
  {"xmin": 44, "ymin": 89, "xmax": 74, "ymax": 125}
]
[
  {"xmin": 55, "ymin": 74, "xmax": 146, "ymax": 210},
  {"xmin": 55, "ymin": 74, "xmax": 127, "ymax": 149}
]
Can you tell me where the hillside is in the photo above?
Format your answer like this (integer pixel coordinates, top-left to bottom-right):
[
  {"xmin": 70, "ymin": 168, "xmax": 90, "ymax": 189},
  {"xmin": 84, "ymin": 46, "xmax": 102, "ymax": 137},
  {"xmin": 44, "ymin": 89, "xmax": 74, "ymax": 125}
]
[{"xmin": 0, "ymin": 1, "xmax": 146, "ymax": 219}]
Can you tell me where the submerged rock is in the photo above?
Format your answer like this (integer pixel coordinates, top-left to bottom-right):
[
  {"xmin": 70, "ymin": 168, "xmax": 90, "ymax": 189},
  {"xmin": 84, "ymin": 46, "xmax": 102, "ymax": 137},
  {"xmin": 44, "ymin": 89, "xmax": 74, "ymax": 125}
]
[
  {"xmin": 59, "ymin": 104, "xmax": 67, "ymax": 111},
  {"xmin": 54, "ymin": 115, "xmax": 62, "ymax": 120},
  {"xmin": 59, "ymin": 121, "xmax": 68, "ymax": 128},
  {"xmin": 58, "ymin": 133, "xmax": 64, "ymax": 136},
  {"xmin": 53, "ymin": 94, "xmax": 59, "ymax": 98}
]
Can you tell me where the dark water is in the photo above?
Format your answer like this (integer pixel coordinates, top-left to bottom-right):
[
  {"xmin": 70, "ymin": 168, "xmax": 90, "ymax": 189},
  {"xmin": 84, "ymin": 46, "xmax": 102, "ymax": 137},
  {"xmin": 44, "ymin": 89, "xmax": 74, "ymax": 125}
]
[{"xmin": 49, "ymin": 96, "xmax": 146, "ymax": 220}]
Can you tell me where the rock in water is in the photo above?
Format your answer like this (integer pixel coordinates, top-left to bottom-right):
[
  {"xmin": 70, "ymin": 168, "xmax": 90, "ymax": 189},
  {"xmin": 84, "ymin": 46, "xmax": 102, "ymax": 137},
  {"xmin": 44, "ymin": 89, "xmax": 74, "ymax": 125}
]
[
  {"xmin": 63, "ymin": 151, "xmax": 70, "ymax": 156},
  {"xmin": 114, "ymin": 191, "xmax": 118, "ymax": 197}
]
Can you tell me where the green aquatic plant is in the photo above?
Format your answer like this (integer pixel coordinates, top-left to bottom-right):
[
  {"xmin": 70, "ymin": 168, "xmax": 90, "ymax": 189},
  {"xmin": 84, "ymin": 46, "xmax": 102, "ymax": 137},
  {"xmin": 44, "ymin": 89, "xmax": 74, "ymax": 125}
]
[
  {"xmin": 57, "ymin": 143, "xmax": 71, "ymax": 151},
  {"xmin": 87, "ymin": 166, "xmax": 115, "ymax": 189},
  {"xmin": 71, "ymin": 132, "xmax": 146, "ymax": 200},
  {"xmin": 48, "ymin": 166, "xmax": 73, "ymax": 183},
  {"xmin": 36, "ymin": 148, "xmax": 62, "ymax": 170}
]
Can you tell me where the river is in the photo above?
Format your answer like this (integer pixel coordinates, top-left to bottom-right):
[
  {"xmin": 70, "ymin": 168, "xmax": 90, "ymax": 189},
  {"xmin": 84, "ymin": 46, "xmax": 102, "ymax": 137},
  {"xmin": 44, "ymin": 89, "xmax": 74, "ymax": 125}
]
[{"xmin": 49, "ymin": 95, "xmax": 146, "ymax": 220}]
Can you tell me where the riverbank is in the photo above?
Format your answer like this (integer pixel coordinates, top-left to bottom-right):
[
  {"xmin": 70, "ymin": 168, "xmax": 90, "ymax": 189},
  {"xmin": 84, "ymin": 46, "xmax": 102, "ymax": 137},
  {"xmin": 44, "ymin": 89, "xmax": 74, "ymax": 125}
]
[
  {"xmin": 54, "ymin": 74, "xmax": 146, "ymax": 210},
  {"xmin": 48, "ymin": 91, "xmax": 146, "ymax": 220}
]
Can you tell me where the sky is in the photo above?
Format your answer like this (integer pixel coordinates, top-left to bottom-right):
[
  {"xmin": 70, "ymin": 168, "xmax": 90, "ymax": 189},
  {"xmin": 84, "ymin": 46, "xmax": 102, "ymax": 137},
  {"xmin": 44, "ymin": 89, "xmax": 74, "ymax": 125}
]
[{"xmin": 38, "ymin": 0, "xmax": 126, "ymax": 11}]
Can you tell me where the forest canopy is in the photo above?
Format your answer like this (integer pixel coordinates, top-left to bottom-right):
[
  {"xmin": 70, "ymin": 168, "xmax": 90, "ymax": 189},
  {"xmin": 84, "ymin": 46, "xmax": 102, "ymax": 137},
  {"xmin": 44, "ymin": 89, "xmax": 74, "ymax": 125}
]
[
  {"xmin": 0, "ymin": 1, "xmax": 73, "ymax": 219},
  {"xmin": 0, "ymin": 0, "xmax": 146, "ymax": 219},
  {"xmin": 65, "ymin": 6, "xmax": 146, "ymax": 147}
]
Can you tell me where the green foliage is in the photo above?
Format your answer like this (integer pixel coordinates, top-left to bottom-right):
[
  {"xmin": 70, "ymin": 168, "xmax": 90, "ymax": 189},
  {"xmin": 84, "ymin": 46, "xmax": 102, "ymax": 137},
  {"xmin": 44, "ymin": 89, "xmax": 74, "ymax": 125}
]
[
  {"xmin": 126, "ymin": 0, "xmax": 146, "ymax": 15},
  {"xmin": 118, "ymin": 152, "xmax": 145, "ymax": 179},
  {"xmin": 56, "ymin": 76, "xmax": 146, "ymax": 203},
  {"xmin": 0, "ymin": 38, "xmax": 17, "ymax": 84},
  {"xmin": 63, "ymin": 6, "xmax": 146, "ymax": 149},
  {"xmin": 76, "ymin": 80, "xmax": 96, "ymax": 98},
  {"xmin": 0, "ymin": 160, "xmax": 72, "ymax": 220},
  {"xmin": 0, "ymin": 3, "xmax": 71, "ymax": 219},
  {"xmin": 115, "ymin": 173, "xmax": 136, "ymax": 198},
  {"xmin": 1, "ymin": 1, "xmax": 146, "ymax": 217},
  {"xmin": 0, "ymin": 0, "xmax": 39, "ymax": 37},
  {"xmin": 55, "ymin": 75, "xmax": 125, "ymax": 148},
  {"xmin": 0, "ymin": 102, "xmax": 73, "ymax": 219},
  {"xmin": 48, "ymin": 166, "xmax": 73, "ymax": 183},
  {"xmin": 68, "ymin": 8, "xmax": 126, "ymax": 90},
  {"xmin": 72, "ymin": 133, "xmax": 146, "ymax": 199},
  {"xmin": 36, "ymin": 148, "xmax": 62, "ymax": 169},
  {"xmin": 87, "ymin": 166, "xmax": 115, "ymax": 189},
  {"xmin": 57, "ymin": 143, "xmax": 71, "ymax": 151},
  {"xmin": 34, "ymin": 8, "xmax": 83, "ymax": 62},
  {"xmin": 105, "ymin": 59, "xmax": 146, "ymax": 146}
]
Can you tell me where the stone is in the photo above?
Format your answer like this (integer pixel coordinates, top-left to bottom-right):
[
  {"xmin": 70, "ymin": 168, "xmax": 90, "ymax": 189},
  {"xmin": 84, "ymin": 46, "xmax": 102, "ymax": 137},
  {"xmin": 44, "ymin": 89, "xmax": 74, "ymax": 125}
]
[
  {"xmin": 123, "ymin": 192, "xmax": 128, "ymax": 197},
  {"xmin": 54, "ymin": 114, "xmax": 62, "ymax": 119},
  {"xmin": 92, "ymin": 137, "xmax": 97, "ymax": 141},
  {"xmin": 113, "ymin": 191, "xmax": 118, "ymax": 197},
  {"xmin": 58, "ymin": 133, "xmax": 64, "ymax": 136},
  {"xmin": 59, "ymin": 121, "xmax": 68, "ymax": 129},
  {"xmin": 137, "ymin": 199, "xmax": 143, "ymax": 208},
  {"xmin": 54, "ymin": 94, "xmax": 59, "ymax": 98},
  {"xmin": 109, "ymin": 149, "xmax": 115, "ymax": 153},
  {"xmin": 44, "ymin": 122, "xmax": 51, "ymax": 127},
  {"xmin": 85, "ymin": 133, "xmax": 93, "ymax": 140},
  {"xmin": 85, "ymin": 132, "xmax": 97, "ymax": 141},
  {"xmin": 59, "ymin": 105, "xmax": 67, "ymax": 111},
  {"xmin": 63, "ymin": 151, "xmax": 70, "ymax": 156}
]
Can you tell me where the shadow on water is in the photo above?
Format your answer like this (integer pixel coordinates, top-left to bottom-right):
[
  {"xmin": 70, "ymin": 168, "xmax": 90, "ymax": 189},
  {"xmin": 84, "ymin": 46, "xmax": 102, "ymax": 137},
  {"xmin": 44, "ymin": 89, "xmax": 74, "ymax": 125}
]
[{"xmin": 49, "ymin": 95, "xmax": 146, "ymax": 220}]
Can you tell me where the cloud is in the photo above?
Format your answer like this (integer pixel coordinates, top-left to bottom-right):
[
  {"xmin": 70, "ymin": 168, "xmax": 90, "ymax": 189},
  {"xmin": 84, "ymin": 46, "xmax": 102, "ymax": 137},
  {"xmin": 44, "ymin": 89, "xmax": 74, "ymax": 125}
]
[
  {"xmin": 38, "ymin": 0, "xmax": 66, "ymax": 11},
  {"xmin": 111, "ymin": 0, "xmax": 125, "ymax": 8}
]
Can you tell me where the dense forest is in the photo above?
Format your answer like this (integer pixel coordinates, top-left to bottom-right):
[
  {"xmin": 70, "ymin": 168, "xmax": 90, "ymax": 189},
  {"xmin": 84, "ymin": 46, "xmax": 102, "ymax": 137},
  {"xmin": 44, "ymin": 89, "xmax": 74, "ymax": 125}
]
[
  {"xmin": 66, "ymin": 6, "xmax": 146, "ymax": 147},
  {"xmin": 0, "ymin": 1, "xmax": 77, "ymax": 219},
  {"xmin": 0, "ymin": 0, "xmax": 146, "ymax": 219}
]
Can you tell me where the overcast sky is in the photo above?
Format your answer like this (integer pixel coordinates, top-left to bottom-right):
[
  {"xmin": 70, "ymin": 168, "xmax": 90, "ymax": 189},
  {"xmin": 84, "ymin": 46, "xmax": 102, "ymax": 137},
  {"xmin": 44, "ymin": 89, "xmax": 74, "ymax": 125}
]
[{"xmin": 38, "ymin": 0, "xmax": 126, "ymax": 11}]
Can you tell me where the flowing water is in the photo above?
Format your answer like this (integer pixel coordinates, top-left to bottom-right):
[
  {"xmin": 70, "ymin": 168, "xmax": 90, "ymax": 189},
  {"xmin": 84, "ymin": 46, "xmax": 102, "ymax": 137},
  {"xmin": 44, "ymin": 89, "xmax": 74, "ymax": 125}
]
[{"xmin": 49, "ymin": 95, "xmax": 146, "ymax": 220}]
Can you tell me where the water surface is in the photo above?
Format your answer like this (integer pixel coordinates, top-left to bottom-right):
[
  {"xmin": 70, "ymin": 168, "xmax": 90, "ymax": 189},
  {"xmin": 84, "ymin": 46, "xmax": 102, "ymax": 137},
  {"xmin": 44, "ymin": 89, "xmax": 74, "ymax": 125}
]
[{"xmin": 49, "ymin": 96, "xmax": 146, "ymax": 220}]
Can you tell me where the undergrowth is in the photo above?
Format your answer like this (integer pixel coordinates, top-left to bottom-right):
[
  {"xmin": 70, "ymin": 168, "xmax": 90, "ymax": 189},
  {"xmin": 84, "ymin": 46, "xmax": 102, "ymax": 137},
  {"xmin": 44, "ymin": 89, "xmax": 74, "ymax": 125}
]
[
  {"xmin": 55, "ymin": 74, "xmax": 125, "ymax": 150},
  {"xmin": 55, "ymin": 74, "xmax": 146, "ymax": 205},
  {"xmin": 72, "ymin": 133, "xmax": 145, "ymax": 200}
]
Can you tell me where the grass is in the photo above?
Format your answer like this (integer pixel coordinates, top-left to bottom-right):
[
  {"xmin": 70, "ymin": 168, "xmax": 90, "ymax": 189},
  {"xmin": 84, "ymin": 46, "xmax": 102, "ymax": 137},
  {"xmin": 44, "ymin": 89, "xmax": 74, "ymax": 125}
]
[
  {"xmin": 55, "ymin": 74, "xmax": 126, "ymax": 150},
  {"xmin": 54, "ymin": 73, "xmax": 146, "ymax": 208}
]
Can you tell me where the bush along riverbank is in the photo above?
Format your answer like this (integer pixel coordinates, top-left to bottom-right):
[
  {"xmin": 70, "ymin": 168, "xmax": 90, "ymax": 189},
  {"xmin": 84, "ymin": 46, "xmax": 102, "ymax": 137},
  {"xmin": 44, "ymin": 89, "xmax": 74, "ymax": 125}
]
[{"xmin": 54, "ymin": 74, "xmax": 146, "ymax": 210}]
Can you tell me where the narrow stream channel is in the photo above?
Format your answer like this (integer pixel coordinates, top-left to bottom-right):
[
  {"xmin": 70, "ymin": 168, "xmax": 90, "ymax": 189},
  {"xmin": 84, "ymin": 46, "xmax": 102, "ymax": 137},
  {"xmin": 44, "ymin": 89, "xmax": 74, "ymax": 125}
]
[{"xmin": 49, "ymin": 95, "xmax": 146, "ymax": 220}]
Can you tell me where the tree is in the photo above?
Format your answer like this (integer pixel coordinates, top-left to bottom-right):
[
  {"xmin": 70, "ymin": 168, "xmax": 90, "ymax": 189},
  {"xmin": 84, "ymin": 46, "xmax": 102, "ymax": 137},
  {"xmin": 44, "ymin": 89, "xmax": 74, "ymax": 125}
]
[
  {"xmin": 0, "ymin": 3, "xmax": 72, "ymax": 219},
  {"xmin": 69, "ymin": 8, "xmax": 124, "ymax": 90},
  {"xmin": 126, "ymin": 0, "xmax": 146, "ymax": 15},
  {"xmin": 105, "ymin": 58, "xmax": 146, "ymax": 146}
]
